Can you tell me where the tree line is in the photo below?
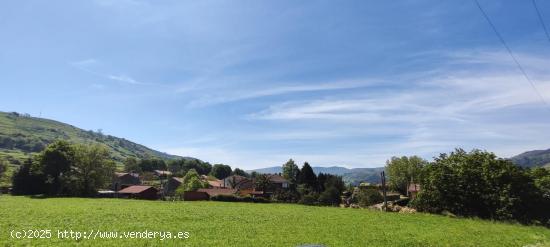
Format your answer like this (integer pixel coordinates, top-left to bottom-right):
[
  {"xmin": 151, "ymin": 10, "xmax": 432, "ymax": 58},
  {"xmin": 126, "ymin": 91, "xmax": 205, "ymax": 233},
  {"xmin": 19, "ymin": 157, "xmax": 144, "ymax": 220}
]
[
  {"xmin": 386, "ymin": 149, "xmax": 550, "ymax": 226},
  {"xmin": 11, "ymin": 140, "xmax": 115, "ymax": 196}
]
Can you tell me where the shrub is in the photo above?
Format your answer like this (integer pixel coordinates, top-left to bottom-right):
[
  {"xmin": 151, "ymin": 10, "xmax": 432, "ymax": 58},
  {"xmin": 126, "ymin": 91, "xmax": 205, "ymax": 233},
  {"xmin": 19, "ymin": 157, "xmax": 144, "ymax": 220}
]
[
  {"xmin": 210, "ymin": 194, "xmax": 241, "ymax": 202},
  {"xmin": 357, "ymin": 188, "xmax": 383, "ymax": 207},
  {"xmin": 299, "ymin": 193, "xmax": 319, "ymax": 205}
]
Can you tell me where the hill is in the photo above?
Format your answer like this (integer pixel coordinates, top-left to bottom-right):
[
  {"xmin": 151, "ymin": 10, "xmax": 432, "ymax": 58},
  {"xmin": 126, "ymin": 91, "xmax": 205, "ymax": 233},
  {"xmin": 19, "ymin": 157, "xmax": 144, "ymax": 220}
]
[
  {"xmin": 510, "ymin": 148, "xmax": 550, "ymax": 168},
  {"xmin": 251, "ymin": 166, "xmax": 384, "ymax": 185},
  {"xmin": 0, "ymin": 111, "xmax": 181, "ymax": 166},
  {"xmin": 1, "ymin": 196, "xmax": 548, "ymax": 246}
]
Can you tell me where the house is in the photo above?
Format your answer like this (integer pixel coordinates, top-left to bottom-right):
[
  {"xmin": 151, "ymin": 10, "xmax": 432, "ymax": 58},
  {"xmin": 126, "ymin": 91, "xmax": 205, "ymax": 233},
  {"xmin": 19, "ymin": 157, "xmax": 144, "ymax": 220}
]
[
  {"xmin": 112, "ymin": 172, "xmax": 141, "ymax": 191},
  {"xmin": 266, "ymin": 174, "xmax": 289, "ymax": 189},
  {"xmin": 197, "ymin": 188, "xmax": 237, "ymax": 197},
  {"xmin": 408, "ymin": 184, "xmax": 421, "ymax": 199},
  {"xmin": 118, "ymin": 185, "xmax": 159, "ymax": 200},
  {"xmin": 207, "ymin": 179, "xmax": 223, "ymax": 189},
  {"xmin": 222, "ymin": 175, "xmax": 254, "ymax": 190},
  {"xmin": 163, "ymin": 177, "xmax": 183, "ymax": 196}
]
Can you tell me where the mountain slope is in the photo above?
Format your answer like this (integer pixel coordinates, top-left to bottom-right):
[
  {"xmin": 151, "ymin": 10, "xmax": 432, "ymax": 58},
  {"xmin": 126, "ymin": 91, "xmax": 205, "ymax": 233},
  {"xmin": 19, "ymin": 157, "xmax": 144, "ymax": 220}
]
[
  {"xmin": 0, "ymin": 111, "xmax": 181, "ymax": 165},
  {"xmin": 510, "ymin": 148, "xmax": 550, "ymax": 168},
  {"xmin": 251, "ymin": 166, "xmax": 384, "ymax": 185}
]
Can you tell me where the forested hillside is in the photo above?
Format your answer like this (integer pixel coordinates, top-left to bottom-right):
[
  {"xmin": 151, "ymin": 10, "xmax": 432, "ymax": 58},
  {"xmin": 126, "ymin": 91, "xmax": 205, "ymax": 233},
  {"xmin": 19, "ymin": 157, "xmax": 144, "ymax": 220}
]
[{"xmin": 0, "ymin": 111, "xmax": 181, "ymax": 166}]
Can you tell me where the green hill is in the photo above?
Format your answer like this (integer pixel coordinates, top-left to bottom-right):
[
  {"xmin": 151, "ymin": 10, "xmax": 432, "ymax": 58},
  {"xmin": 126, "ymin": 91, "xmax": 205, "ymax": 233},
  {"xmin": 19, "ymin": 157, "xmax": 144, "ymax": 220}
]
[
  {"xmin": 0, "ymin": 111, "xmax": 181, "ymax": 166},
  {"xmin": 510, "ymin": 148, "xmax": 550, "ymax": 168}
]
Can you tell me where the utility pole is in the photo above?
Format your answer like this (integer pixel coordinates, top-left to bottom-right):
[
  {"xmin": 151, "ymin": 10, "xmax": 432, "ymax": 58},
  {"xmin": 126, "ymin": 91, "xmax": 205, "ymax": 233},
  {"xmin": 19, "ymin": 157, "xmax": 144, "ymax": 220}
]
[{"xmin": 381, "ymin": 171, "xmax": 387, "ymax": 212}]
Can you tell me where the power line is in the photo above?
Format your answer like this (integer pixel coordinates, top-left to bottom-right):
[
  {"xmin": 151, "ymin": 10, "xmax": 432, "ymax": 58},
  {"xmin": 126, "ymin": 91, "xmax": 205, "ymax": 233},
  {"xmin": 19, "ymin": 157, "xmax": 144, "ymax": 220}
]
[
  {"xmin": 532, "ymin": 0, "xmax": 550, "ymax": 43},
  {"xmin": 474, "ymin": 0, "xmax": 550, "ymax": 108}
]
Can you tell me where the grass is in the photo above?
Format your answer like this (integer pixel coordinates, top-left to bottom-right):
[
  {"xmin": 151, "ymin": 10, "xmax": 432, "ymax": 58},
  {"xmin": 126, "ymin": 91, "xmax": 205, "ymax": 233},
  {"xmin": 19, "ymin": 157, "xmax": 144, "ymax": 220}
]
[{"xmin": 0, "ymin": 196, "xmax": 549, "ymax": 246}]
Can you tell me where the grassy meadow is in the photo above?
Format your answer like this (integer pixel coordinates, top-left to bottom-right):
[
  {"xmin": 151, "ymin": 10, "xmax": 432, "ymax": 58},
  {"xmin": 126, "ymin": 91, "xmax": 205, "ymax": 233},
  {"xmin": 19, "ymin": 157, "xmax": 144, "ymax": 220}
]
[{"xmin": 0, "ymin": 196, "xmax": 549, "ymax": 246}]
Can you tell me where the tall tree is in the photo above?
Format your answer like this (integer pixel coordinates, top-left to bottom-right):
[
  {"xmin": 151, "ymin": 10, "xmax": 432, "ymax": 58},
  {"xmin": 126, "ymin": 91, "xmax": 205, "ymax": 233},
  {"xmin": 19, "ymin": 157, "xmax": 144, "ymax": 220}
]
[
  {"xmin": 35, "ymin": 140, "xmax": 75, "ymax": 195},
  {"xmin": 282, "ymin": 159, "xmax": 300, "ymax": 185},
  {"xmin": 210, "ymin": 164, "xmax": 232, "ymax": 179},
  {"xmin": 232, "ymin": 168, "xmax": 249, "ymax": 177},
  {"xmin": 255, "ymin": 174, "xmax": 271, "ymax": 191},
  {"xmin": 385, "ymin": 156, "xmax": 426, "ymax": 195},
  {"xmin": 123, "ymin": 157, "xmax": 141, "ymax": 173},
  {"xmin": 300, "ymin": 162, "xmax": 317, "ymax": 189},
  {"xmin": 66, "ymin": 144, "xmax": 116, "ymax": 196},
  {"xmin": 11, "ymin": 158, "xmax": 46, "ymax": 195}
]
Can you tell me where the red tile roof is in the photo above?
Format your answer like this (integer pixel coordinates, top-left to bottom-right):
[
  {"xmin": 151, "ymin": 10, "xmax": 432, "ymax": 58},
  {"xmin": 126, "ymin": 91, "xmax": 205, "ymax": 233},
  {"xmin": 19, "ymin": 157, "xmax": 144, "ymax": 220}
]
[
  {"xmin": 118, "ymin": 185, "xmax": 156, "ymax": 194},
  {"xmin": 268, "ymin": 174, "xmax": 289, "ymax": 183}
]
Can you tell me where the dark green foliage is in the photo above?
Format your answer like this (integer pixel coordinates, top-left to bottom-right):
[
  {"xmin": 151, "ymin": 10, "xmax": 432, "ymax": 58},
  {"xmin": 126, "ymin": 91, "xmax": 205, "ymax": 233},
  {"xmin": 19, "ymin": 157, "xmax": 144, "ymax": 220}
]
[
  {"xmin": 65, "ymin": 144, "xmax": 116, "ymax": 197},
  {"xmin": 282, "ymin": 159, "xmax": 300, "ymax": 184},
  {"xmin": 413, "ymin": 149, "xmax": 549, "ymax": 225},
  {"xmin": 386, "ymin": 156, "xmax": 426, "ymax": 195},
  {"xmin": 210, "ymin": 194, "xmax": 270, "ymax": 203},
  {"xmin": 318, "ymin": 187, "xmax": 341, "ymax": 206},
  {"xmin": 299, "ymin": 193, "xmax": 319, "ymax": 205},
  {"xmin": 0, "ymin": 159, "xmax": 6, "ymax": 178},
  {"xmin": 356, "ymin": 188, "xmax": 384, "ymax": 207},
  {"xmin": 232, "ymin": 168, "xmax": 249, "ymax": 177},
  {"xmin": 36, "ymin": 140, "xmax": 75, "ymax": 195},
  {"xmin": 11, "ymin": 141, "xmax": 115, "ymax": 197},
  {"xmin": 299, "ymin": 162, "xmax": 317, "ymax": 189},
  {"xmin": 272, "ymin": 189, "xmax": 301, "ymax": 203},
  {"xmin": 11, "ymin": 158, "xmax": 46, "ymax": 195},
  {"xmin": 210, "ymin": 164, "xmax": 232, "ymax": 179},
  {"xmin": 137, "ymin": 158, "xmax": 166, "ymax": 172},
  {"xmin": 123, "ymin": 157, "xmax": 140, "ymax": 173},
  {"xmin": 210, "ymin": 194, "xmax": 241, "ymax": 202},
  {"xmin": 254, "ymin": 174, "xmax": 271, "ymax": 191},
  {"xmin": 167, "ymin": 158, "xmax": 211, "ymax": 176}
]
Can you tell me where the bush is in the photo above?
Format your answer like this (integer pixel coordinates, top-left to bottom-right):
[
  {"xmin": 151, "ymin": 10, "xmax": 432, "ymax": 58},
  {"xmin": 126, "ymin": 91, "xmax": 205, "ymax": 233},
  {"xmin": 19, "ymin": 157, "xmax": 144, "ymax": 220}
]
[
  {"xmin": 210, "ymin": 194, "xmax": 270, "ymax": 203},
  {"xmin": 414, "ymin": 149, "xmax": 549, "ymax": 225},
  {"xmin": 318, "ymin": 187, "xmax": 341, "ymax": 206},
  {"xmin": 356, "ymin": 188, "xmax": 383, "ymax": 207},
  {"xmin": 210, "ymin": 194, "xmax": 241, "ymax": 202},
  {"xmin": 299, "ymin": 193, "xmax": 319, "ymax": 205}
]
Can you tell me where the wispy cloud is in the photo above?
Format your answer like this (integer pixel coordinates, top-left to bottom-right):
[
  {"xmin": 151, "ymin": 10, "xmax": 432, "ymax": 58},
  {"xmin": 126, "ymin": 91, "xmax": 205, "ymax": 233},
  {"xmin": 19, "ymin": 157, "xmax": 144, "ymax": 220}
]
[
  {"xmin": 186, "ymin": 79, "xmax": 385, "ymax": 108},
  {"xmin": 70, "ymin": 59, "xmax": 156, "ymax": 86}
]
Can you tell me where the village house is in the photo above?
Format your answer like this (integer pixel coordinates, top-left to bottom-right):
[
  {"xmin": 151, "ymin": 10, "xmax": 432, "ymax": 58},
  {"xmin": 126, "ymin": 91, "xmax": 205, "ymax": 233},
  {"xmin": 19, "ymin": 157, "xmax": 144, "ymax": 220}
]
[
  {"xmin": 112, "ymin": 172, "xmax": 141, "ymax": 191},
  {"xmin": 117, "ymin": 185, "xmax": 159, "ymax": 200}
]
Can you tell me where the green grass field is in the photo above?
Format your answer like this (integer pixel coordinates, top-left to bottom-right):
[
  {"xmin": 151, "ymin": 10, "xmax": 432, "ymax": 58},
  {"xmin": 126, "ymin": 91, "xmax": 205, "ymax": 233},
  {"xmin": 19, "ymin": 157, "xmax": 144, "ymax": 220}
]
[{"xmin": 0, "ymin": 196, "xmax": 549, "ymax": 247}]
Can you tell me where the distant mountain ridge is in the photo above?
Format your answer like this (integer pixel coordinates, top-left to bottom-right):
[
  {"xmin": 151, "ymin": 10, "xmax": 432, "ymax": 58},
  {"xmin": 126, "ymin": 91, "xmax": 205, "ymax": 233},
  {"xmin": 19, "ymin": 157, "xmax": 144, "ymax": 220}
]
[
  {"xmin": 510, "ymin": 148, "xmax": 550, "ymax": 168},
  {"xmin": 250, "ymin": 166, "xmax": 384, "ymax": 185},
  {"xmin": 0, "ymin": 111, "xmax": 183, "ymax": 165}
]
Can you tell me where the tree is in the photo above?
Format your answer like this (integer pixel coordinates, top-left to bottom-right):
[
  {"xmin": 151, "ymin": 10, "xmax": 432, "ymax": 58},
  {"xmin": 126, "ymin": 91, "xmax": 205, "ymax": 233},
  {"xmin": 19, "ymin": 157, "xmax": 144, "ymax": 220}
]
[
  {"xmin": 0, "ymin": 159, "xmax": 6, "ymax": 179},
  {"xmin": 11, "ymin": 158, "xmax": 46, "ymax": 195},
  {"xmin": 356, "ymin": 188, "xmax": 383, "ymax": 207},
  {"xmin": 282, "ymin": 159, "xmax": 300, "ymax": 185},
  {"xmin": 35, "ymin": 140, "xmax": 76, "ymax": 195},
  {"xmin": 385, "ymin": 156, "xmax": 426, "ymax": 195},
  {"xmin": 175, "ymin": 169, "xmax": 207, "ymax": 199},
  {"xmin": 299, "ymin": 162, "xmax": 317, "ymax": 190},
  {"xmin": 65, "ymin": 144, "xmax": 116, "ymax": 196},
  {"xmin": 124, "ymin": 157, "xmax": 141, "ymax": 173},
  {"xmin": 413, "ymin": 149, "xmax": 547, "ymax": 224},
  {"xmin": 232, "ymin": 168, "xmax": 249, "ymax": 177},
  {"xmin": 255, "ymin": 174, "xmax": 271, "ymax": 191},
  {"xmin": 318, "ymin": 187, "xmax": 341, "ymax": 206},
  {"xmin": 210, "ymin": 164, "xmax": 232, "ymax": 179}
]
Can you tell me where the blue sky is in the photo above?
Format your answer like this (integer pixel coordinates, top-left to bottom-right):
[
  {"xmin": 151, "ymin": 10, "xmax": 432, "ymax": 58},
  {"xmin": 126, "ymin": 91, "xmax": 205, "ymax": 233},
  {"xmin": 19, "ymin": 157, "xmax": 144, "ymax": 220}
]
[{"xmin": 1, "ymin": 0, "xmax": 550, "ymax": 169}]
